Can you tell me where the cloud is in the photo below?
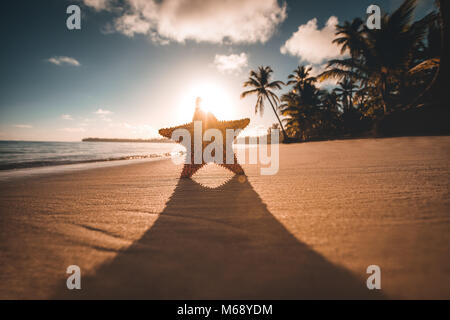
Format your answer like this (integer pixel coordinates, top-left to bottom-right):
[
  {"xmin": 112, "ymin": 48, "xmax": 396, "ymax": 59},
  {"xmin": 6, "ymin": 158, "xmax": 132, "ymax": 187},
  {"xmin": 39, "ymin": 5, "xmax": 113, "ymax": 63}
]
[
  {"xmin": 94, "ymin": 108, "xmax": 113, "ymax": 115},
  {"xmin": 281, "ymin": 16, "xmax": 345, "ymax": 65},
  {"xmin": 61, "ymin": 127, "xmax": 86, "ymax": 133},
  {"xmin": 86, "ymin": 0, "xmax": 287, "ymax": 44},
  {"xmin": 47, "ymin": 56, "xmax": 81, "ymax": 67},
  {"xmin": 82, "ymin": 0, "xmax": 114, "ymax": 11},
  {"xmin": 13, "ymin": 124, "xmax": 32, "ymax": 129},
  {"xmin": 61, "ymin": 114, "xmax": 73, "ymax": 120},
  {"xmin": 214, "ymin": 53, "xmax": 248, "ymax": 74},
  {"xmin": 114, "ymin": 13, "xmax": 153, "ymax": 37},
  {"xmin": 94, "ymin": 109, "xmax": 113, "ymax": 122}
]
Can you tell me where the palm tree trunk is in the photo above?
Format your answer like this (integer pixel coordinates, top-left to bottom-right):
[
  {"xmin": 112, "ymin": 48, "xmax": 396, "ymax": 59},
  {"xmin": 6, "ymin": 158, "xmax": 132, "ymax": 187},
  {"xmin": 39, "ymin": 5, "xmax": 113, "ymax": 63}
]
[
  {"xmin": 381, "ymin": 76, "xmax": 388, "ymax": 114},
  {"xmin": 349, "ymin": 58, "xmax": 355, "ymax": 111},
  {"xmin": 345, "ymin": 95, "xmax": 350, "ymax": 112},
  {"xmin": 265, "ymin": 94, "xmax": 289, "ymax": 142},
  {"xmin": 381, "ymin": 96, "xmax": 388, "ymax": 114},
  {"xmin": 349, "ymin": 92, "xmax": 354, "ymax": 110}
]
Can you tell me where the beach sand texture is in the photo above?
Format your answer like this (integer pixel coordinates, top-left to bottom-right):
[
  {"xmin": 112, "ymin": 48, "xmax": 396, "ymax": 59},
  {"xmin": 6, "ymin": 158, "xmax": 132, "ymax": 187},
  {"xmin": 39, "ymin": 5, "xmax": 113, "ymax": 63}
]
[{"xmin": 0, "ymin": 136, "xmax": 449, "ymax": 299}]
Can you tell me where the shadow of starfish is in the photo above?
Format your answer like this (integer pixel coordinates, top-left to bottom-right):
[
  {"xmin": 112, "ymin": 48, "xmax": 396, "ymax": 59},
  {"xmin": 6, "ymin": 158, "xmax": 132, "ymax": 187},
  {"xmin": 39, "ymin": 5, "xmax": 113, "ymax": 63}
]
[{"xmin": 55, "ymin": 176, "xmax": 385, "ymax": 299}]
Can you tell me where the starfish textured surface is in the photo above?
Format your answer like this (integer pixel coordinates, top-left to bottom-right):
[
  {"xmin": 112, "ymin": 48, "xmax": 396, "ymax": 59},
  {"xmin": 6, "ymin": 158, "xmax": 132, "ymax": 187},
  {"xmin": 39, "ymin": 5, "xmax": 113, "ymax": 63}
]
[{"xmin": 159, "ymin": 108, "xmax": 250, "ymax": 178}]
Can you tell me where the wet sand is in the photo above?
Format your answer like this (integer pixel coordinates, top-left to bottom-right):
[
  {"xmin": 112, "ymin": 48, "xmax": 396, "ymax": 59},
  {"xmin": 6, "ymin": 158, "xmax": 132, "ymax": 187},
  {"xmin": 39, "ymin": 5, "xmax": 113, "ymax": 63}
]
[{"xmin": 0, "ymin": 136, "xmax": 449, "ymax": 299}]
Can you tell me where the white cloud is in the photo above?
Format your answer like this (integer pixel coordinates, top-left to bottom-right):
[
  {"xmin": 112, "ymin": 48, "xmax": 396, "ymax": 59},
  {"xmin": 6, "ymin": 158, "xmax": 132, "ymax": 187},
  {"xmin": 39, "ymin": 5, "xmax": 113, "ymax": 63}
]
[
  {"xmin": 281, "ymin": 16, "xmax": 346, "ymax": 65},
  {"xmin": 61, "ymin": 127, "xmax": 86, "ymax": 133},
  {"xmin": 114, "ymin": 13, "xmax": 152, "ymax": 37},
  {"xmin": 214, "ymin": 53, "xmax": 248, "ymax": 74},
  {"xmin": 13, "ymin": 124, "xmax": 32, "ymax": 129},
  {"xmin": 86, "ymin": 0, "xmax": 287, "ymax": 44},
  {"xmin": 94, "ymin": 109, "xmax": 113, "ymax": 122},
  {"xmin": 94, "ymin": 108, "xmax": 113, "ymax": 115},
  {"xmin": 47, "ymin": 56, "xmax": 81, "ymax": 67},
  {"xmin": 61, "ymin": 114, "xmax": 73, "ymax": 120},
  {"xmin": 82, "ymin": 0, "xmax": 114, "ymax": 11}
]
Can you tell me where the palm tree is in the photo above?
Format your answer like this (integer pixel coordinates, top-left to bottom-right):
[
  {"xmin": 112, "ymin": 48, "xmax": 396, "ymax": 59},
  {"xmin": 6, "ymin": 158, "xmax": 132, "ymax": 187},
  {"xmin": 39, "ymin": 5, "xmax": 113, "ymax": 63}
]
[
  {"xmin": 279, "ymin": 82, "xmax": 322, "ymax": 141},
  {"xmin": 321, "ymin": 91, "xmax": 340, "ymax": 113},
  {"xmin": 332, "ymin": 18, "xmax": 364, "ymax": 105},
  {"xmin": 278, "ymin": 92, "xmax": 304, "ymax": 139},
  {"xmin": 267, "ymin": 123, "xmax": 281, "ymax": 137},
  {"xmin": 333, "ymin": 18, "xmax": 364, "ymax": 59},
  {"xmin": 417, "ymin": 0, "xmax": 448, "ymax": 107},
  {"xmin": 319, "ymin": 0, "xmax": 432, "ymax": 115},
  {"xmin": 286, "ymin": 66, "xmax": 316, "ymax": 92},
  {"xmin": 333, "ymin": 78, "xmax": 358, "ymax": 112},
  {"xmin": 318, "ymin": 91, "xmax": 342, "ymax": 135},
  {"xmin": 241, "ymin": 66, "xmax": 289, "ymax": 141}
]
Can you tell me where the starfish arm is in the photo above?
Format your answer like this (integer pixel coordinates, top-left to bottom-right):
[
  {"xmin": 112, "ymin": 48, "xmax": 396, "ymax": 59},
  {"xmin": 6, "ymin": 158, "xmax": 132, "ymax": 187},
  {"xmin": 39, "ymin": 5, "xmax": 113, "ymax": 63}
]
[
  {"xmin": 158, "ymin": 123, "xmax": 194, "ymax": 140},
  {"xmin": 218, "ymin": 118, "xmax": 250, "ymax": 131}
]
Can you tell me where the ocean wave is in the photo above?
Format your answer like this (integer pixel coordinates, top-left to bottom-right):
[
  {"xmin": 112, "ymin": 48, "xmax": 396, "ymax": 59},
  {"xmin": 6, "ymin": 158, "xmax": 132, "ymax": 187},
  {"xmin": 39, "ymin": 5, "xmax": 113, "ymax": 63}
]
[{"xmin": 0, "ymin": 151, "xmax": 185, "ymax": 171}]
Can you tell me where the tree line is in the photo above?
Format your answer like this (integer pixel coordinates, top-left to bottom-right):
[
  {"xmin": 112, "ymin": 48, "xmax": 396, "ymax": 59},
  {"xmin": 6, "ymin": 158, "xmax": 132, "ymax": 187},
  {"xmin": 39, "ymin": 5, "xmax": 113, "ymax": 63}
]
[{"xmin": 241, "ymin": 0, "xmax": 447, "ymax": 142}]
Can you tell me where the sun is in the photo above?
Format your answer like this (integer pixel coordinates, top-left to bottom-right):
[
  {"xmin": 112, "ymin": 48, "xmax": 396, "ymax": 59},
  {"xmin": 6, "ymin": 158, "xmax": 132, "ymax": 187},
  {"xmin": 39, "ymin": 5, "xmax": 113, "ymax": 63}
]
[{"xmin": 178, "ymin": 83, "xmax": 235, "ymax": 120}]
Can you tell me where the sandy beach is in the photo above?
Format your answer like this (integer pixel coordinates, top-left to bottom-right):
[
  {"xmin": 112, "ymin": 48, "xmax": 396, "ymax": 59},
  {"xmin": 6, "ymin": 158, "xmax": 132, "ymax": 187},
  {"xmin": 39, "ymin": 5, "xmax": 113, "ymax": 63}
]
[{"xmin": 0, "ymin": 136, "xmax": 449, "ymax": 299}]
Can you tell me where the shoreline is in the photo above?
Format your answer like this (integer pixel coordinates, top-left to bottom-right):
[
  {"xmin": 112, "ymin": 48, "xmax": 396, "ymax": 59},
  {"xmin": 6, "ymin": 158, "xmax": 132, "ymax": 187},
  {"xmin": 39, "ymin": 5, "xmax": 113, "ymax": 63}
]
[
  {"xmin": 3, "ymin": 134, "xmax": 449, "ymax": 181},
  {"xmin": 0, "ymin": 154, "xmax": 182, "ymax": 182}
]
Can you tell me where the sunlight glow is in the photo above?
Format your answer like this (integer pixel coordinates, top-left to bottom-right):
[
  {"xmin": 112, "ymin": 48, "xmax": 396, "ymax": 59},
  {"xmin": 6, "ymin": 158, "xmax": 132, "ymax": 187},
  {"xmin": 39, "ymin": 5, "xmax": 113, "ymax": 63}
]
[{"xmin": 178, "ymin": 83, "xmax": 235, "ymax": 120}]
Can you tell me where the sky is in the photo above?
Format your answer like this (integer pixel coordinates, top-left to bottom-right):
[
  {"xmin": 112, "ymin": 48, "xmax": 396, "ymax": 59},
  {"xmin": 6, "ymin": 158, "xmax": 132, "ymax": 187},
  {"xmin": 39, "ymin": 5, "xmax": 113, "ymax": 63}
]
[{"xmin": 0, "ymin": 0, "xmax": 436, "ymax": 141}]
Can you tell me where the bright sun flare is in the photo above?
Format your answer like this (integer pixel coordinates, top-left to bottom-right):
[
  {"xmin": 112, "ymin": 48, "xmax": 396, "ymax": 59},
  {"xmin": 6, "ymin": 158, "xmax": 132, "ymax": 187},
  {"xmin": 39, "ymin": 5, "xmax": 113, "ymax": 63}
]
[{"xmin": 179, "ymin": 83, "xmax": 234, "ymax": 120}]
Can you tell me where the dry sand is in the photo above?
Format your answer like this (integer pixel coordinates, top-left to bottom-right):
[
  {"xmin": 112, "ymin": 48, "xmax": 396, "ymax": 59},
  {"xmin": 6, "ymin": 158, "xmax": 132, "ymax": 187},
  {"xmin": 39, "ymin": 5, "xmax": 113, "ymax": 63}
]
[{"xmin": 0, "ymin": 136, "xmax": 449, "ymax": 299}]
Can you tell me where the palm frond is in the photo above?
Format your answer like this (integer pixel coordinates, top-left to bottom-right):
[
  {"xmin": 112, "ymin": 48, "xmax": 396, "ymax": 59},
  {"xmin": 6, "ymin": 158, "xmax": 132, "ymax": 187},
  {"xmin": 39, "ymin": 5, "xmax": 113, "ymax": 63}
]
[
  {"xmin": 240, "ymin": 88, "xmax": 260, "ymax": 99},
  {"xmin": 267, "ymin": 80, "xmax": 284, "ymax": 90},
  {"xmin": 409, "ymin": 57, "xmax": 440, "ymax": 74},
  {"xmin": 268, "ymin": 91, "xmax": 280, "ymax": 104},
  {"xmin": 243, "ymin": 77, "xmax": 260, "ymax": 88}
]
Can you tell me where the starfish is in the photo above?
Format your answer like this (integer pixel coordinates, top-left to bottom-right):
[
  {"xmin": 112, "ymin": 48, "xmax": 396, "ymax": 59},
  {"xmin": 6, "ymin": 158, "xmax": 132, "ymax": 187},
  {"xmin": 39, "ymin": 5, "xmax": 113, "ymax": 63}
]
[{"xmin": 159, "ymin": 100, "xmax": 250, "ymax": 178}]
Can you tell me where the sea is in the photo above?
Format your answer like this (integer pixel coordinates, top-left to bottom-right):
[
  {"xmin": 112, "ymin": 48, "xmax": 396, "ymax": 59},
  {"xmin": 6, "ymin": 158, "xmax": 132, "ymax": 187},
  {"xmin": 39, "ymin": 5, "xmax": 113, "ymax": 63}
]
[{"xmin": 0, "ymin": 141, "xmax": 185, "ymax": 180}]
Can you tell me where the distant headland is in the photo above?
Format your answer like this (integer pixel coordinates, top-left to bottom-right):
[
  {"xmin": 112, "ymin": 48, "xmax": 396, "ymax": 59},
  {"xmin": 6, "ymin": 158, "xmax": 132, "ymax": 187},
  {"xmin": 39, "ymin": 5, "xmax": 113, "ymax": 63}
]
[
  {"xmin": 82, "ymin": 136, "xmax": 279, "ymax": 144},
  {"xmin": 82, "ymin": 137, "xmax": 174, "ymax": 143}
]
